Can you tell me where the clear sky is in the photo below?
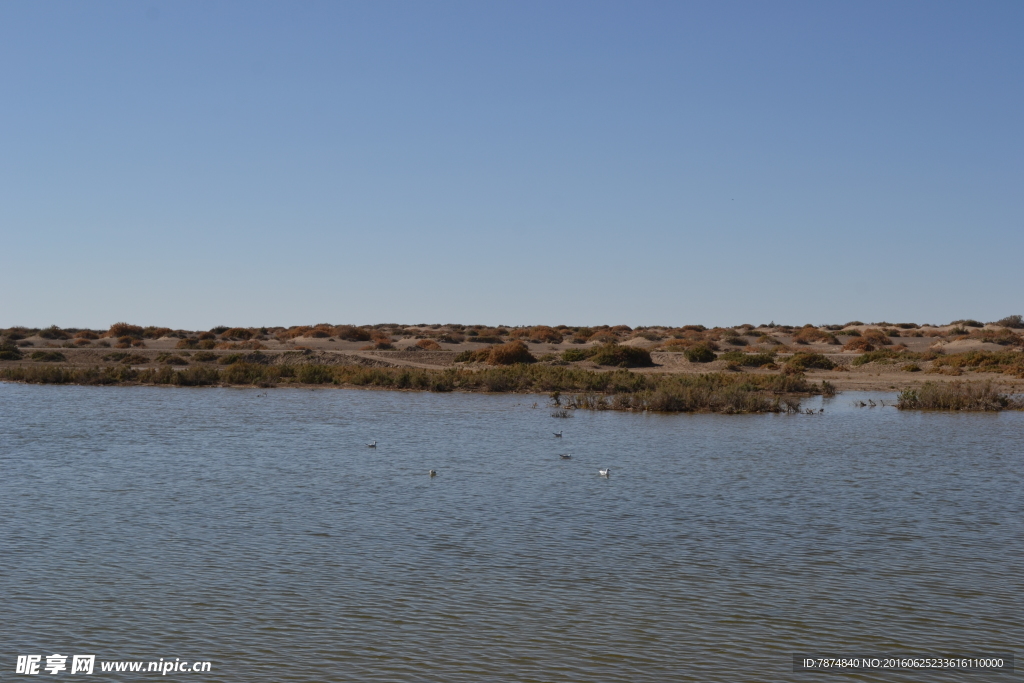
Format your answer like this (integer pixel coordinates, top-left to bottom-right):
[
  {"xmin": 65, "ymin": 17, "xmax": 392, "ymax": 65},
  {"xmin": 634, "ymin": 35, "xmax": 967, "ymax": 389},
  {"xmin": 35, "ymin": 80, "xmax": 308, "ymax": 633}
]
[{"xmin": 2, "ymin": 1, "xmax": 1021, "ymax": 330}]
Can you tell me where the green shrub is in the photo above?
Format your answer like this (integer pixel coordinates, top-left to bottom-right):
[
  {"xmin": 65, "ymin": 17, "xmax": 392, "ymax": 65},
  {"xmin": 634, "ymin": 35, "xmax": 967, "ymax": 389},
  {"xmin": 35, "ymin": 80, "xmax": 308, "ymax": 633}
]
[
  {"xmin": 30, "ymin": 351, "xmax": 67, "ymax": 362},
  {"xmin": 192, "ymin": 352, "xmax": 217, "ymax": 362},
  {"xmin": 683, "ymin": 344, "xmax": 716, "ymax": 363},
  {"xmin": 0, "ymin": 341, "xmax": 23, "ymax": 361},
  {"xmin": 718, "ymin": 351, "xmax": 777, "ymax": 367},
  {"xmin": 218, "ymin": 354, "xmax": 244, "ymax": 365},
  {"xmin": 590, "ymin": 344, "xmax": 654, "ymax": 367},
  {"xmin": 786, "ymin": 352, "xmax": 835, "ymax": 370},
  {"xmin": 561, "ymin": 348, "xmax": 595, "ymax": 362}
]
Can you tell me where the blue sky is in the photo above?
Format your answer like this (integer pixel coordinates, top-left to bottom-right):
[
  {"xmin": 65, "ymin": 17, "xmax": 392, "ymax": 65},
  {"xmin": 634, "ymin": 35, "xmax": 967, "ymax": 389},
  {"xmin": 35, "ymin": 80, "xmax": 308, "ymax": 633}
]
[{"xmin": 1, "ymin": 1, "xmax": 1021, "ymax": 329}]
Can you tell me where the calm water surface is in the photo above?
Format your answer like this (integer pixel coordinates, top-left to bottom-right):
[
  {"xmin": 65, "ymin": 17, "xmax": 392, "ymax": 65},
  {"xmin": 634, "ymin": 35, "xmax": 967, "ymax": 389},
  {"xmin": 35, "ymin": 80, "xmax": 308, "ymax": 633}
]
[{"xmin": 1, "ymin": 384, "xmax": 1021, "ymax": 681}]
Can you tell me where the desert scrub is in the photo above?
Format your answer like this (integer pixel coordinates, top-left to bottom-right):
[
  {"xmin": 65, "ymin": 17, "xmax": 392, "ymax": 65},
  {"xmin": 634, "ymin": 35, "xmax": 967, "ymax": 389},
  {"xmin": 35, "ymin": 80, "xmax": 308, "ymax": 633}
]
[
  {"xmin": 928, "ymin": 350, "xmax": 1024, "ymax": 378},
  {"xmin": 966, "ymin": 328, "xmax": 1023, "ymax": 346},
  {"xmin": 415, "ymin": 339, "xmax": 443, "ymax": 350},
  {"xmin": 897, "ymin": 382, "xmax": 1022, "ymax": 411},
  {"xmin": 589, "ymin": 344, "xmax": 653, "ymax": 368},
  {"xmin": 683, "ymin": 344, "xmax": 716, "ymax": 363}
]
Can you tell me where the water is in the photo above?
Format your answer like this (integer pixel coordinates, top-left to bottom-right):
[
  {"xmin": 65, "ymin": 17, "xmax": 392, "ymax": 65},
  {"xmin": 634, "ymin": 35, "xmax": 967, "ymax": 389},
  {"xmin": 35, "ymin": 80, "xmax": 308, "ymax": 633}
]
[{"xmin": 1, "ymin": 383, "xmax": 1021, "ymax": 681}]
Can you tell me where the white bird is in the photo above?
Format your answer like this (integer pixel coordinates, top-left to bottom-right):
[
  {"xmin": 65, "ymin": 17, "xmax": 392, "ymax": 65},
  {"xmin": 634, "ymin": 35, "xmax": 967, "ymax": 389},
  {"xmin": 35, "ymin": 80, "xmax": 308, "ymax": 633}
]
[
  {"xmin": 599, "ymin": 468, "xmax": 610, "ymax": 477},
  {"xmin": 367, "ymin": 441, "xmax": 376, "ymax": 448},
  {"xmin": 428, "ymin": 470, "xmax": 437, "ymax": 477},
  {"xmin": 553, "ymin": 431, "xmax": 562, "ymax": 437},
  {"xmin": 559, "ymin": 453, "xmax": 572, "ymax": 459}
]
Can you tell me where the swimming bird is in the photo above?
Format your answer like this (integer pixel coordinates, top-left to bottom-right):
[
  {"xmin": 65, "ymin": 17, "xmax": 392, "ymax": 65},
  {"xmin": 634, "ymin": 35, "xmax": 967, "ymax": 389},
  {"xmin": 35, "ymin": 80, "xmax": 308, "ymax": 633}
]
[
  {"xmin": 553, "ymin": 431, "xmax": 562, "ymax": 437},
  {"xmin": 599, "ymin": 468, "xmax": 610, "ymax": 477},
  {"xmin": 367, "ymin": 441, "xmax": 376, "ymax": 448},
  {"xmin": 428, "ymin": 470, "xmax": 437, "ymax": 477},
  {"xmin": 559, "ymin": 453, "xmax": 572, "ymax": 459}
]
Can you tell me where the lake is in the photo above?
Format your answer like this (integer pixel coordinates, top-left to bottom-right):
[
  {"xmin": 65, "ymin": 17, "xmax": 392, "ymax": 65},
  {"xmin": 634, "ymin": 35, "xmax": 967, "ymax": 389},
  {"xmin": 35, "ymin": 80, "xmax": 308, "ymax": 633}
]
[{"xmin": 1, "ymin": 383, "xmax": 1021, "ymax": 681}]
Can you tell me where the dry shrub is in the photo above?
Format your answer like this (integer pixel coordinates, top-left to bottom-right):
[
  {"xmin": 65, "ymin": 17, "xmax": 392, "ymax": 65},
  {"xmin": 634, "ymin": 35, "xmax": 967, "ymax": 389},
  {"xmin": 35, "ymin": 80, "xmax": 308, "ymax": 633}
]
[
  {"xmin": 107, "ymin": 323, "xmax": 144, "ymax": 339},
  {"xmin": 511, "ymin": 326, "xmax": 563, "ymax": 344},
  {"xmin": 590, "ymin": 331, "xmax": 619, "ymax": 344},
  {"xmin": 73, "ymin": 338, "xmax": 92, "ymax": 347},
  {"xmin": 220, "ymin": 328, "xmax": 254, "ymax": 340},
  {"xmin": 486, "ymin": 340, "xmax": 536, "ymax": 365},
  {"xmin": 792, "ymin": 327, "xmax": 838, "ymax": 345},
  {"xmin": 176, "ymin": 338, "xmax": 199, "ymax": 349},
  {"xmin": 843, "ymin": 337, "xmax": 875, "ymax": 352},
  {"xmin": 143, "ymin": 327, "xmax": 172, "ymax": 339},
  {"xmin": 995, "ymin": 314, "xmax": 1023, "ymax": 329},
  {"xmin": 862, "ymin": 329, "xmax": 892, "ymax": 346},
  {"xmin": 416, "ymin": 339, "xmax": 442, "ymax": 350},
  {"xmin": 74, "ymin": 330, "xmax": 99, "ymax": 340},
  {"xmin": 331, "ymin": 325, "xmax": 371, "ymax": 341},
  {"xmin": 38, "ymin": 326, "xmax": 71, "ymax": 340},
  {"xmin": 631, "ymin": 329, "xmax": 664, "ymax": 342}
]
